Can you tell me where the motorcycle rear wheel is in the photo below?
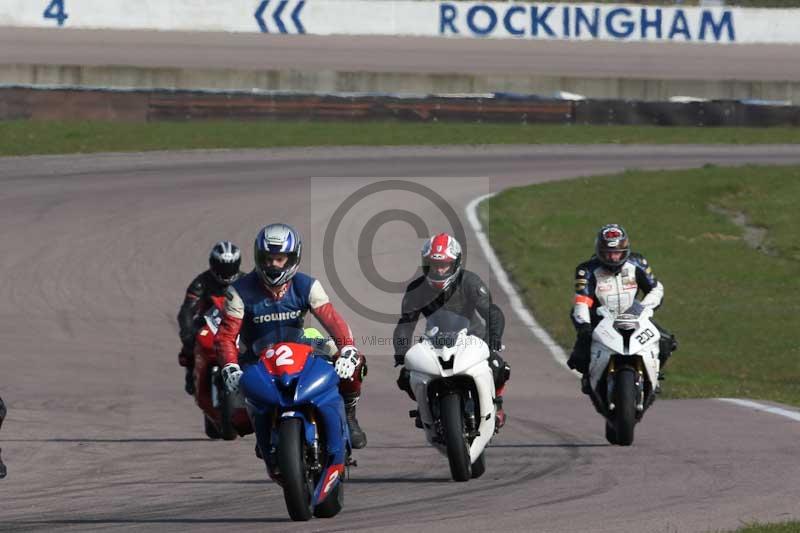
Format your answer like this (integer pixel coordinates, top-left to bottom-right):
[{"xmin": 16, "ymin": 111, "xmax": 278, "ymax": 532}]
[
  {"xmin": 604, "ymin": 420, "xmax": 618, "ymax": 445},
  {"xmin": 204, "ymin": 415, "xmax": 222, "ymax": 440},
  {"xmin": 218, "ymin": 385, "xmax": 238, "ymax": 441}
]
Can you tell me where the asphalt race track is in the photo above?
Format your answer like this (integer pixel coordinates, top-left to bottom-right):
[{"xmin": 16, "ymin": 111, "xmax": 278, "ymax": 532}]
[
  {"xmin": 2, "ymin": 28, "xmax": 800, "ymax": 81},
  {"xmin": 1, "ymin": 145, "xmax": 800, "ymax": 532}
]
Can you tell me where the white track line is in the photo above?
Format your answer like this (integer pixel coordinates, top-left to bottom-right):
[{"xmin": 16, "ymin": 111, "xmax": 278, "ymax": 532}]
[
  {"xmin": 717, "ymin": 398, "xmax": 800, "ymax": 423},
  {"xmin": 465, "ymin": 193, "xmax": 576, "ymax": 375}
]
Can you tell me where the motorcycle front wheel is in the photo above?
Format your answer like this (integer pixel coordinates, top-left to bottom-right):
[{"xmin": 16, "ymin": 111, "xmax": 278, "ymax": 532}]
[
  {"xmin": 440, "ymin": 393, "xmax": 471, "ymax": 481},
  {"xmin": 278, "ymin": 418, "xmax": 314, "ymax": 521},
  {"xmin": 613, "ymin": 368, "xmax": 637, "ymax": 446}
]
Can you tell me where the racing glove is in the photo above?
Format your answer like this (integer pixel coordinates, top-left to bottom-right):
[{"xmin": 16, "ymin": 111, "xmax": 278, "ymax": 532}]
[
  {"xmin": 334, "ymin": 346, "xmax": 360, "ymax": 380},
  {"xmin": 178, "ymin": 348, "xmax": 193, "ymax": 367},
  {"xmin": 221, "ymin": 363, "xmax": 243, "ymax": 394},
  {"xmin": 487, "ymin": 337, "xmax": 504, "ymax": 352}
]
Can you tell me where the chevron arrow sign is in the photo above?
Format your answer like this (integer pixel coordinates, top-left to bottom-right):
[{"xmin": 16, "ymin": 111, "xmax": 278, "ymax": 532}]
[{"xmin": 255, "ymin": 0, "xmax": 306, "ymax": 34}]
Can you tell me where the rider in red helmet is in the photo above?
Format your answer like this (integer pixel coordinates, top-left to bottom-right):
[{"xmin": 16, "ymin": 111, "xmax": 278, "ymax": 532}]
[{"xmin": 393, "ymin": 232, "xmax": 511, "ymax": 429}]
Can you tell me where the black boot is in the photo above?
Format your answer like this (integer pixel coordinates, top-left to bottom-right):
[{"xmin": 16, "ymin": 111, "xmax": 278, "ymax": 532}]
[
  {"xmin": 580, "ymin": 374, "xmax": 592, "ymax": 395},
  {"xmin": 0, "ymin": 398, "xmax": 5, "ymax": 478},
  {"xmin": 343, "ymin": 394, "xmax": 367, "ymax": 449},
  {"xmin": 184, "ymin": 367, "xmax": 195, "ymax": 396},
  {"xmin": 0, "ymin": 396, "xmax": 6, "ymax": 431}
]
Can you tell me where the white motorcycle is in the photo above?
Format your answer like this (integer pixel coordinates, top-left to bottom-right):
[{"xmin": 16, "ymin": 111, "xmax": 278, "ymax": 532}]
[
  {"xmin": 587, "ymin": 301, "xmax": 661, "ymax": 446},
  {"xmin": 404, "ymin": 310, "xmax": 496, "ymax": 481}
]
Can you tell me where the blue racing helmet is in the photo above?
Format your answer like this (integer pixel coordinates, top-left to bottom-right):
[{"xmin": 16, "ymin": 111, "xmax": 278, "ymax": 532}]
[{"xmin": 254, "ymin": 223, "xmax": 302, "ymax": 287}]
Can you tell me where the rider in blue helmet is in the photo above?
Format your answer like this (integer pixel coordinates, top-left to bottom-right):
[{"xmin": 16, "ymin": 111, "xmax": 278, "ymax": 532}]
[{"xmin": 215, "ymin": 223, "xmax": 368, "ymax": 449}]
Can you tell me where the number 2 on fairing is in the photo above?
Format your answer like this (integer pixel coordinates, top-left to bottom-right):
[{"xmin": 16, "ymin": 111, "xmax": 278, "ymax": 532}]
[
  {"xmin": 275, "ymin": 345, "xmax": 295, "ymax": 367},
  {"xmin": 635, "ymin": 328, "xmax": 655, "ymax": 344},
  {"xmin": 43, "ymin": 0, "xmax": 69, "ymax": 26}
]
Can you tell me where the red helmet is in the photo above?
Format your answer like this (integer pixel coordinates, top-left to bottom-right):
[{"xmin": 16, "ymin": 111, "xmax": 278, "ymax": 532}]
[
  {"xmin": 595, "ymin": 224, "xmax": 630, "ymax": 271},
  {"xmin": 421, "ymin": 233, "xmax": 463, "ymax": 290}
]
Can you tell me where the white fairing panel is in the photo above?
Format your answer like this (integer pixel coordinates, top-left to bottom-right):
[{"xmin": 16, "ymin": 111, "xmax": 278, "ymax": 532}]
[
  {"xmin": 453, "ymin": 337, "xmax": 490, "ymax": 375},
  {"xmin": 464, "ymin": 361, "xmax": 496, "ymax": 463},
  {"xmin": 406, "ymin": 332, "xmax": 496, "ymax": 463},
  {"xmin": 405, "ymin": 342, "xmax": 444, "ymax": 376},
  {"xmin": 589, "ymin": 307, "xmax": 661, "ymax": 390}
]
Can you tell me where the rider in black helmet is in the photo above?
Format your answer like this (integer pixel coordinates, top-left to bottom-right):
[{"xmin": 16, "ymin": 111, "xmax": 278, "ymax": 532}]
[
  {"xmin": 176, "ymin": 241, "xmax": 244, "ymax": 395},
  {"xmin": 567, "ymin": 224, "xmax": 677, "ymax": 393}
]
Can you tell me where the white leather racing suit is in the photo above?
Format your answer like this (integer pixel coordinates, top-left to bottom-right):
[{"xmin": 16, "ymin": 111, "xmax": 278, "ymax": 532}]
[{"xmin": 572, "ymin": 253, "xmax": 663, "ymax": 327}]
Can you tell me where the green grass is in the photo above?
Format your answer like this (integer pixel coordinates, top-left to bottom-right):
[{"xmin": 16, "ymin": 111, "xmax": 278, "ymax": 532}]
[
  {"xmin": 482, "ymin": 165, "xmax": 800, "ymax": 405},
  {"xmin": 724, "ymin": 522, "xmax": 800, "ymax": 533},
  {"xmin": 1, "ymin": 120, "xmax": 800, "ymax": 156}
]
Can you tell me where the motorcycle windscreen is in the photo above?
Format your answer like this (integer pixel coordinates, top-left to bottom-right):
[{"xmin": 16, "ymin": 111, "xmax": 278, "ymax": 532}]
[
  {"xmin": 622, "ymin": 300, "xmax": 645, "ymax": 316},
  {"xmin": 424, "ymin": 309, "xmax": 470, "ymax": 349},
  {"xmin": 251, "ymin": 327, "xmax": 330, "ymax": 356}
]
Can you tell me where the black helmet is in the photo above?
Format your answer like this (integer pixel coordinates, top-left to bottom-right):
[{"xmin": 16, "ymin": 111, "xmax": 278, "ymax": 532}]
[
  {"xmin": 595, "ymin": 224, "xmax": 630, "ymax": 272},
  {"xmin": 209, "ymin": 240, "xmax": 242, "ymax": 286}
]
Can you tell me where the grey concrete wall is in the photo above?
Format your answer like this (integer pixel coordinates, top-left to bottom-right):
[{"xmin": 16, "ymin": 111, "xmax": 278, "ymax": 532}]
[
  {"xmin": 2, "ymin": 64, "xmax": 799, "ymax": 103},
  {"xmin": 3, "ymin": 86, "xmax": 799, "ymax": 126}
]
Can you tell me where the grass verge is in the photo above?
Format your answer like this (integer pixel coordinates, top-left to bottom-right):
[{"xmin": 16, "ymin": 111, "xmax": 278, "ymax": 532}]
[
  {"xmin": 483, "ymin": 165, "xmax": 800, "ymax": 405},
  {"xmin": 1, "ymin": 120, "xmax": 800, "ymax": 156},
  {"xmin": 725, "ymin": 523, "xmax": 800, "ymax": 533}
]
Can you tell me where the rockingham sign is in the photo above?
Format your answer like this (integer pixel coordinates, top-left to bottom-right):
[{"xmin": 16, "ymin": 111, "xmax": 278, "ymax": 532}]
[
  {"xmin": 439, "ymin": 4, "xmax": 735, "ymax": 42},
  {"xmin": 2, "ymin": 0, "xmax": 799, "ymax": 44}
]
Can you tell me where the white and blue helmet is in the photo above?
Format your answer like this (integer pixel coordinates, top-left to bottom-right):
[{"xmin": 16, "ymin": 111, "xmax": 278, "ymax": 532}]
[{"xmin": 254, "ymin": 223, "xmax": 302, "ymax": 287}]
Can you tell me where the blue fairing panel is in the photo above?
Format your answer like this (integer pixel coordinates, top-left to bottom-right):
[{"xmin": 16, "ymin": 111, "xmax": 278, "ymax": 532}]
[
  {"xmin": 241, "ymin": 364, "xmax": 282, "ymax": 408},
  {"xmin": 294, "ymin": 356, "xmax": 340, "ymax": 405}
]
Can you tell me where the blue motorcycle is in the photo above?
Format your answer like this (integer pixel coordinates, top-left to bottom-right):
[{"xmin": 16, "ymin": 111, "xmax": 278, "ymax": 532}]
[{"xmin": 240, "ymin": 328, "xmax": 350, "ymax": 521}]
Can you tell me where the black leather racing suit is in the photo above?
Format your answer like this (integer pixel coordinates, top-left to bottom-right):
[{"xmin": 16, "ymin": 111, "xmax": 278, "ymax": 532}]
[
  {"xmin": 177, "ymin": 270, "xmax": 243, "ymax": 366},
  {"xmin": 392, "ymin": 270, "xmax": 509, "ymax": 389}
]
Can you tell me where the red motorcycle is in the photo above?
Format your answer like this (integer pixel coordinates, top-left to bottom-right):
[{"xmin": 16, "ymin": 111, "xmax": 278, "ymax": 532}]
[{"xmin": 192, "ymin": 296, "xmax": 252, "ymax": 440}]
